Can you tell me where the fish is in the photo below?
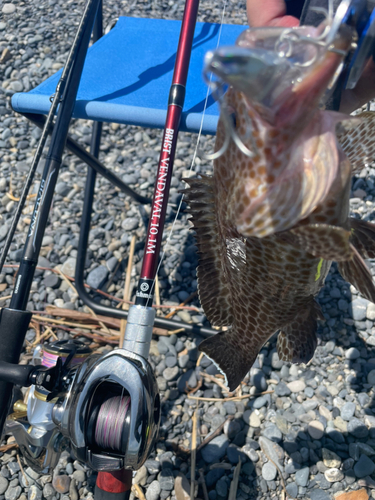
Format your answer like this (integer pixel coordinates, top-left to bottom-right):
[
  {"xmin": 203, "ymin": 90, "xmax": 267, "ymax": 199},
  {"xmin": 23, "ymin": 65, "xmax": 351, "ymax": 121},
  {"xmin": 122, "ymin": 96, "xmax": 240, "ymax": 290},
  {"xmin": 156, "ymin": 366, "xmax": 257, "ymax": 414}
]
[{"xmin": 184, "ymin": 21, "xmax": 375, "ymax": 391}]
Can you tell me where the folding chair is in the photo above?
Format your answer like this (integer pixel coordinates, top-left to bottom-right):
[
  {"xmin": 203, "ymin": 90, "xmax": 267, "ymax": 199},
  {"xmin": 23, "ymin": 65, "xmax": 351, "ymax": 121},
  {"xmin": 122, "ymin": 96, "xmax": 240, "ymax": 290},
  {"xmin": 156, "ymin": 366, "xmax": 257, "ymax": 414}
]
[{"xmin": 10, "ymin": 7, "xmax": 244, "ymax": 330}]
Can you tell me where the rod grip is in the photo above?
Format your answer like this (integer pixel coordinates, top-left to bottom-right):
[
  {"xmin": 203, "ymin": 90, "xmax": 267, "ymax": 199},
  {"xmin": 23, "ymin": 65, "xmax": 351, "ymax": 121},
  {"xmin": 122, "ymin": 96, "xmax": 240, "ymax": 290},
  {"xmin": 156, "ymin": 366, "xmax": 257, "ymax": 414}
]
[
  {"xmin": 0, "ymin": 308, "xmax": 32, "ymax": 435},
  {"xmin": 95, "ymin": 471, "xmax": 132, "ymax": 500}
]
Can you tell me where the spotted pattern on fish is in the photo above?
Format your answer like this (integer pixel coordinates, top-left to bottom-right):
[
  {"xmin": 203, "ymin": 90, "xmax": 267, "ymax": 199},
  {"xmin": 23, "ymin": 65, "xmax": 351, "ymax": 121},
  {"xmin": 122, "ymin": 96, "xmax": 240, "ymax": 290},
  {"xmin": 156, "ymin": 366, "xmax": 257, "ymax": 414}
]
[
  {"xmin": 338, "ymin": 111, "xmax": 375, "ymax": 173},
  {"xmin": 185, "ymin": 28, "xmax": 375, "ymax": 390}
]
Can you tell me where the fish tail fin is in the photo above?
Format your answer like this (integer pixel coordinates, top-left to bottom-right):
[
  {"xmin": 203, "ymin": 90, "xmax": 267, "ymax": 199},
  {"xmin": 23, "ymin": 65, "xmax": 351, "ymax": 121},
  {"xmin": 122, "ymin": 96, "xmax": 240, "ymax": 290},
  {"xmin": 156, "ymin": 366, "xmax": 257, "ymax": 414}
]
[
  {"xmin": 199, "ymin": 330, "xmax": 259, "ymax": 392},
  {"xmin": 277, "ymin": 300, "xmax": 322, "ymax": 364}
]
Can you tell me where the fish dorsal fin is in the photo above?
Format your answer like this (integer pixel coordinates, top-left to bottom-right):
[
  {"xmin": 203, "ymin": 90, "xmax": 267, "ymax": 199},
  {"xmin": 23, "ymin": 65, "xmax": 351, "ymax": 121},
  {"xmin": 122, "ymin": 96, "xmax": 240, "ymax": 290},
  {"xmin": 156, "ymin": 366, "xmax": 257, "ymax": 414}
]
[
  {"xmin": 337, "ymin": 111, "xmax": 375, "ymax": 173},
  {"xmin": 183, "ymin": 176, "xmax": 234, "ymax": 326}
]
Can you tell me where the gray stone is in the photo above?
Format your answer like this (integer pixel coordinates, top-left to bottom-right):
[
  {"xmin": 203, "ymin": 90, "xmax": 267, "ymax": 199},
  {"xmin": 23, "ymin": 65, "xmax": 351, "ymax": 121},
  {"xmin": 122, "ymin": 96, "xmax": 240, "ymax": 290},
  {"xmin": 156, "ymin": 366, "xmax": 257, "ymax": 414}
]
[
  {"xmin": 347, "ymin": 417, "xmax": 369, "ymax": 438},
  {"xmin": 121, "ymin": 218, "xmax": 139, "ymax": 231},
  {"xmin": 345, "ymin": 347, "xmax": 360, "ymax": 359},
  {"xmin": 324, "ymin": 468, "xmax": 344, "ymax": 482},
  {"xmin": 263, "ymin": 424, "xmax": 282, "ymax": 442},
  {"xmin": 28, "ymin": 485, "xmax": 42, "ymax": 500},
  {"xmin": 286, "ymin": 483, "xmax": 298, "ymax": 498},
  {"xmin": 0, "ymin": 477, "xmax": 8, "ymax": 495},
  {"xmin": 5, "ymin": 486, "xmax": 21, "ymax": 500},
  {"xmin": 340, "ymin": 401, "xmax": 356, "ymax": 421},
  {"xmin": 215, "ymin": 479, "xmax": 228, "ymax": 498},
  {"xmin": 164, "ymin": 366, "xmax": 179, "ymax": 382},
  {"xmin": 43, "ymin": 274, "xmax": 60, "ymax": 289},
  {"xmin": 295, "ymin": 467, "xmax": 309, "ymax": 487},
  {"xmin": 259, "ymin": 437, "xmax": 284, "ymax": 467},
  {"xmin": 205, "ymin": 468, "xmax": 225, "ymax": 488},
  {"xmin": 226, "ymin": 444, "xmax": 247, "ymax": 464},
  {"xmin": 368, "ymin": 369, "xmax": 375, "ymax": 385},
  {"xmin": 275, "ymin": 381, "xmax": 291, "ymax": 397},
  {"xmin": 354, "ymin": 454, "xmax": 375, "ymax": 478},
  {"xmin": 309, "ymin": 489, "xmax": 331, "ymax": 500},
  {"xmin": 158, "ymin": 468, "xmax": 174, "ymax": 491},
  {"xmin": 145, "ymin": 480, "xmax": 160, "ymax": 500},
  {"xmin": 351, "ymin": 297, "xmax": 369, "ymax": 321},
  {"xmin": 201, "ymin": 435, "xmax": 229, "ymax": 464},
  {"xmin": 262, "ymin": 462, "xmax": 277, "ymax": 481},
  {"xmin": 2, "ymin": 4, "xmax": 16, "ymax": 14},
  {"xmin": 72, "ymin": 470, "xmax": 85, "ymax": 483},
  {"xmin": 86, "ymin": 266, "xmax": 108, "ymax": 289},
  {"xmin": 55, "ymin": 182, "xmax": 70, "ymax": 197},
  {"xmin": 60, "ymin": 257, "xmax": 76, "ymax": 278}
]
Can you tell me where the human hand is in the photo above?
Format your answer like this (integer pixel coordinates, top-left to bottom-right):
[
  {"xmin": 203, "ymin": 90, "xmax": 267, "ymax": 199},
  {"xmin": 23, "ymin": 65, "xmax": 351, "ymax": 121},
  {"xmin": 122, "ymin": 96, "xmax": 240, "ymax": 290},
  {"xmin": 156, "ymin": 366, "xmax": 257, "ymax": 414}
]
[{"xmin": 246, "ymin": 0, "xmax": 375, "ymax": 113}]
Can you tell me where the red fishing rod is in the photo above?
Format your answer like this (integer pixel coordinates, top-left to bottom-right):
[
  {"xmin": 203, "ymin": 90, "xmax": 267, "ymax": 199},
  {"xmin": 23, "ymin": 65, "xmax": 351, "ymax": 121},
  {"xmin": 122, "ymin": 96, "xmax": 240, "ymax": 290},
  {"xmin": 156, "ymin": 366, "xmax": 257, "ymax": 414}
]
[
  {"xmin": 135, "ymin": 0, "xmax": 200, "ymax": 306},
  {"xmin": 97, "ymin": 1, "xmax": 200, "ymax": 498}
]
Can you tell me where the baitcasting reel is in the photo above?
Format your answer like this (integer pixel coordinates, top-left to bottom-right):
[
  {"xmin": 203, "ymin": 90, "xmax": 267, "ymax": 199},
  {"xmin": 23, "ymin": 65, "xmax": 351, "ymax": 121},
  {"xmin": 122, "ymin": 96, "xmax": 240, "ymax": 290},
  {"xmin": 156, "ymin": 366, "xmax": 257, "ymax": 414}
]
[{"xmin": 5, "ymin": 338, "xmax": 160, "ymax": 473}]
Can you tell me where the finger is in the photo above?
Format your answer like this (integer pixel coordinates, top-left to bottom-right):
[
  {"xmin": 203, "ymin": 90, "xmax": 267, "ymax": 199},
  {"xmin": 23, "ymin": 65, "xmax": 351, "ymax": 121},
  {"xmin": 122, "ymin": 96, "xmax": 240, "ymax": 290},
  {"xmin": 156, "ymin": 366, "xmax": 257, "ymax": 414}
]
[{"xmin": 247, "ymin": 0, "xmax": 299, "ymax": 27}]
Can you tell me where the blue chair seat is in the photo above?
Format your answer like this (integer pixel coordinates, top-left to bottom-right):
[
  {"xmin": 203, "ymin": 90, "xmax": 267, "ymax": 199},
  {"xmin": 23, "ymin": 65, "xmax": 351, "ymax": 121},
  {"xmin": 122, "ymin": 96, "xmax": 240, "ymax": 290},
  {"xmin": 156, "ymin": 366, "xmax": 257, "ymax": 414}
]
[{"xmin": 11, "ymin": 17, "xmax": 244, "ymax": 135}]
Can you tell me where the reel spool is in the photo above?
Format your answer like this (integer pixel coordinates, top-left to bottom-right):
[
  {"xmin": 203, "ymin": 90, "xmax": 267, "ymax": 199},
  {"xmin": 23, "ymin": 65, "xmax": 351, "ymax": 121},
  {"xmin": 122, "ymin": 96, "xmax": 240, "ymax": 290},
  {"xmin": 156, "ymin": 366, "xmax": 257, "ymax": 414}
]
[{"xmin": 87, "ymin": 382, "xmax": 132, "ymax": 455}]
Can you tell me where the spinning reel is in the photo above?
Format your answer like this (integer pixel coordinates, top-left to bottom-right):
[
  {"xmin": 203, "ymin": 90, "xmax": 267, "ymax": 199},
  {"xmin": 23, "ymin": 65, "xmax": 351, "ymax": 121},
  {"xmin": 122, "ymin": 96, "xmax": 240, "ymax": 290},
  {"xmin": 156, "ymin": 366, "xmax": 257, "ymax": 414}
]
[{"xmin": 5, "ymin": 334, "xmax": 160, "ymax": 473}]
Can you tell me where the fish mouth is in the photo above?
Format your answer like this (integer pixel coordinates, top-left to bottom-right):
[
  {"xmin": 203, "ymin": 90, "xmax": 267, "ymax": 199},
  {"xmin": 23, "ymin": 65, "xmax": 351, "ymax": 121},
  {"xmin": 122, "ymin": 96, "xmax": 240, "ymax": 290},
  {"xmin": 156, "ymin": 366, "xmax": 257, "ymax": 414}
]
[{"xmin": 204, "ymin": 22, "xmax": 353, "ymax": 126}]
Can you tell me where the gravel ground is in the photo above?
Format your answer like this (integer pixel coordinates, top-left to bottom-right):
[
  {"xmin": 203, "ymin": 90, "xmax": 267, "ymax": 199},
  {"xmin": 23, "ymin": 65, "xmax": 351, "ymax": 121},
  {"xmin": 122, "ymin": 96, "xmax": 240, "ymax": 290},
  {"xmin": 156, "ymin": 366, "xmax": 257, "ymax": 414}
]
[{"xmin": 1, "ymin": 1, "xmax": 375, "ymax": 500}]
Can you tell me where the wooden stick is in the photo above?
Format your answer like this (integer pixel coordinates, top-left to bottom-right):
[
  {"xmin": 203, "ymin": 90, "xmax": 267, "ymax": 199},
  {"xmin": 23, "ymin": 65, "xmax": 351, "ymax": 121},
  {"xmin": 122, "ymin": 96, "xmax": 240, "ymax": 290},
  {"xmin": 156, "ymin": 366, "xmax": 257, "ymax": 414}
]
[
  {"xmin": 17, "ymin": 454, "xmax": 28, "ymax": 487},
  {"xmin": 228, "ymin": 458, "xmax": 241, "ymax": 500},
  {"xmin": 197, "ymin": 416, "xmax": 233, "ymax": 452},
  {"xmin": 199, "ymin": 469, "xmax": 209, "ymax": 500},
  {"xmin": 131, "ymin": 484, "xmax": 146, "ymax": 500},
  {"xmin": 190, "ymin": 409, "xmax": 198, "ymax": 500},
  {"xmin": 164, "ymin": 291, "xmax": 197, "ymax": 319},
  {"xmin": 155, "ymin": 275, "xmax": 160, "ymax": 308},
  {"xmin": 119, "ymin": 235, "xmax": 136, "ymax": 347},
  {"xmin": 0, "ymin": 443, "xmax": 18, "ymax": 452},
  {"xmin": 202, "ymin": 373, "xmax": 230, "ymax": 393},
  {"xmin": 188, "ymin": 390, "xmax": 274, "ymax": 403}
]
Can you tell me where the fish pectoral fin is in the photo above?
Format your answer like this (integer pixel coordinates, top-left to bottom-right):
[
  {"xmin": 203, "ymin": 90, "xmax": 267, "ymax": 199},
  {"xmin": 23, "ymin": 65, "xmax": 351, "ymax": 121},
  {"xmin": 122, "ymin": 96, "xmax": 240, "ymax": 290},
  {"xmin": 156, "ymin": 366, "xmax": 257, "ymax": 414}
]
[
  {"xmin": 338, "ymin": 243, "xmax": 375, "ymax": 303},
  {"xmin": 199, "ymin": 330, "xmax": 259, "ymax": 392},
  {"xmin": 277, "ymin": 224, "xmax": 352, "ymax": 261},
  {"xmin": 349, "ymin": 217, "xmax": 375, "ymax": 259},
  {"xmin": 277, "ymin": 300, "xmax": 321, "ymax": 364}
]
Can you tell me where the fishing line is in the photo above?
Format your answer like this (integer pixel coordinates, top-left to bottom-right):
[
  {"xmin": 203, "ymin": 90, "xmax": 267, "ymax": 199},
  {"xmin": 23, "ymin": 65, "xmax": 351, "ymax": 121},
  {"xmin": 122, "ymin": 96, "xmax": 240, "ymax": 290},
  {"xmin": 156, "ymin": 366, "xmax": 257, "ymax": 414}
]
[
  {"xmin": 94, "ymin": 394, "xmax": 131, "ymax": 452},
  {"xmin": 144, "ymin": 0, "xmax": 229, "ymax": 307}
]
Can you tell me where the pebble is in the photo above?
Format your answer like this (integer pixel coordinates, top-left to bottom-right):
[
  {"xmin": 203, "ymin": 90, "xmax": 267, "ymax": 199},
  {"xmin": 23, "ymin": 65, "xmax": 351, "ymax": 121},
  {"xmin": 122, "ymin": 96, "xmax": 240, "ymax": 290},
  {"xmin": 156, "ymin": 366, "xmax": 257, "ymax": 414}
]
[
  {"xmin": 347, "ymin": 417, "xmax": 369, "ymax": 438},
  {"xmin": 52, "ymin": 475, "xmax": 70, "ymax": 494},
  {"xmin": 86, "ymin": 265, "xmax": 108, "ymax": 289},
  {"xmin": 145, "ymin": 480, "xmax": 161, "ymax": 500},
  {"xmin": 0, "ymin": 477, "xmax": 9, "ymax": 495},
  {"xmin": 201, "ymin": 435, "xmax": 229, "ymax": 464},
  {"xmin": 335, "ymin": 489, "xmax": 369, "ymax": 500},
  {"xmin": 2, "ymin": 3, "xmax": 16, "ymax": 14},
  {"xmin": 307, "ymin": 420, "xmax": 324, "ymax": 439},
  {"xmin": 324, "ymin": 468, "xmax": 344, "ymax": 482},
  {"xmin": 340, "ymin": 401, "xmax": 356, "ymax": 421},
  {"xmin": 174, "ymin": 473, "xmax": 189, "ymax": 500},
  {"xmin": 295, "ymin": 467, "xmax": 309, "ymax": 487},
  {"xmin": 261, "ymin": 462, "xmax": 277, "ymax": 481},
  {"xmin": 345, "ymin": 347, "xmax": 360, "ymax": 359},
  {"xmin": 322, "ymin": 448, "xmax": 341, "ymax": 468},
  {"xmin": 28, "ymin": 485, "xmax": 42, "ymax": 500},
  {"xmin": 287, "ymin": 380, "xmax": 306, "ymax": 392},
  {"xmin": 354, "ymin": 455, "xmax": 375, "ymax": 478}
]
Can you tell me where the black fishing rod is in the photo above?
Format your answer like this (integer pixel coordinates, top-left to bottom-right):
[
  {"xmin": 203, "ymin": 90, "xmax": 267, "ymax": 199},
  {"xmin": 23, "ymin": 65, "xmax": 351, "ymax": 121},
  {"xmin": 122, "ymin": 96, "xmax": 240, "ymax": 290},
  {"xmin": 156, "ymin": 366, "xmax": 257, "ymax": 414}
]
[{"xmin": 0, "ymin": 0, "xmax": 101, "ymax": 436}]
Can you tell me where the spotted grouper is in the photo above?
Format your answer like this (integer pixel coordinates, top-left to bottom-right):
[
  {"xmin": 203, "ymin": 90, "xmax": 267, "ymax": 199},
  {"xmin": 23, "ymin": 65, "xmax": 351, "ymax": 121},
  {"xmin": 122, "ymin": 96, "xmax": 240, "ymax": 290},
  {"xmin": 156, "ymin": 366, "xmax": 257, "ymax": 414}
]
[{"xmin": 184, "ymin": 21, "xmax": 375, "ymax": 390}]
